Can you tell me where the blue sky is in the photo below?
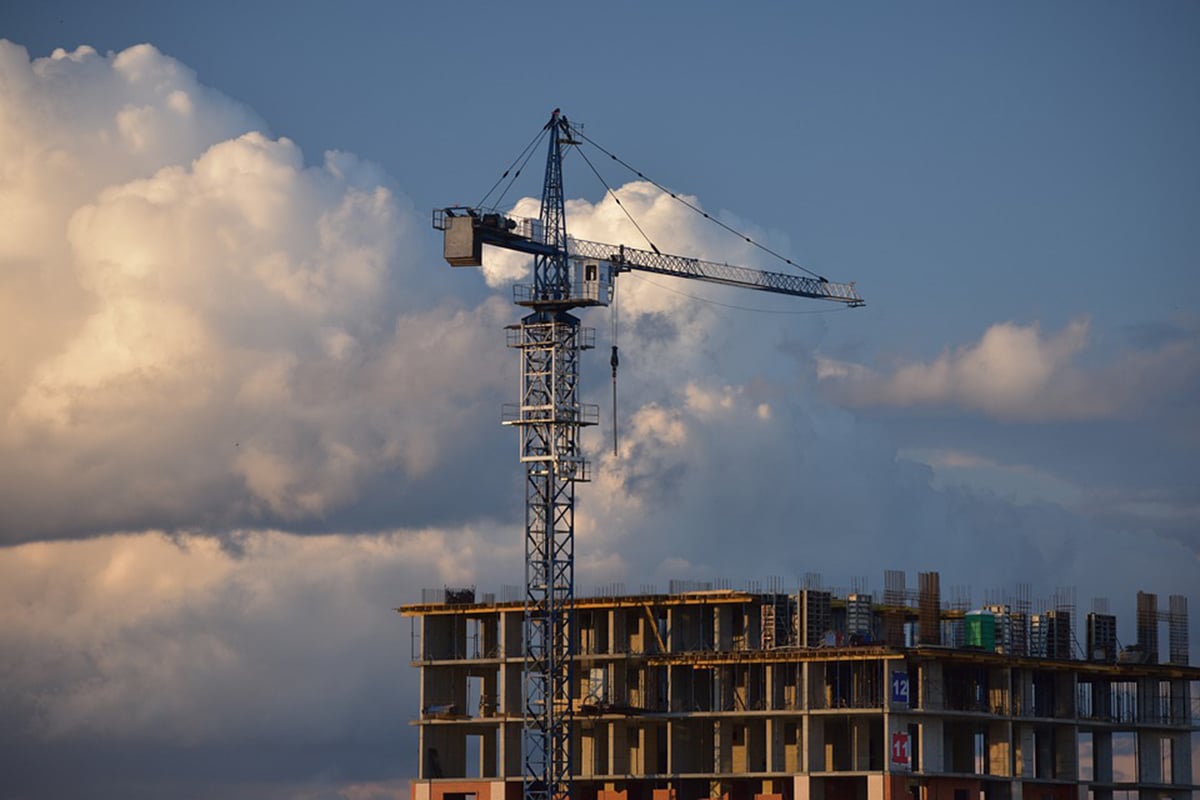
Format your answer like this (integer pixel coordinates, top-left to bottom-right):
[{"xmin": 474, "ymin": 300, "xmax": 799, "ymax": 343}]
[
  {"xmin": 2, "ymin": 2, "xmax": 1198, "ymax": 798},
  {"xmin": 14, "ymin": 1, "xmax": 1197, "ymax": 337}
]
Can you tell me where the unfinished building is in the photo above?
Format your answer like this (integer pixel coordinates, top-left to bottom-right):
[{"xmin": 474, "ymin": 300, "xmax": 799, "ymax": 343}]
[{"xmin": 399, "ymin": 575, "xmax": 1198, "ymax": 800}]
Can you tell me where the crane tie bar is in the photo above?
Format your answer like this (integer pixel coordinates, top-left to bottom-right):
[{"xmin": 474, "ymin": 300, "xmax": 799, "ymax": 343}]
[{"xmin": 576, "ymin": 130, "xmax": 826, "ymax": 281}]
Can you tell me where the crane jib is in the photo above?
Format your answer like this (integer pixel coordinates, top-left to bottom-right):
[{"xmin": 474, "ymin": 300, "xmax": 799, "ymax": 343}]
[{"xmin": 569, "ymin": 237, "xmax": 863, "ymax": 305}]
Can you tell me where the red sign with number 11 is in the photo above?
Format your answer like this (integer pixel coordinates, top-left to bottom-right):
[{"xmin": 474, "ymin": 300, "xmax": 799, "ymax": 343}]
[{"xmin": 891, "ymin": 732, "xmax": 911, "ymax": 766}]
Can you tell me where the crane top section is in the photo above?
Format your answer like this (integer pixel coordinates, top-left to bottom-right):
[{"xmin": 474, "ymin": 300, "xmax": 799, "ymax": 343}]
[
  {"xmin": 433, "ymin": 206, "xmax": 864, "ymax": 308},
  {"xmin": 433, "ymin": 108, "xmax": 863, "ymax": 310}
]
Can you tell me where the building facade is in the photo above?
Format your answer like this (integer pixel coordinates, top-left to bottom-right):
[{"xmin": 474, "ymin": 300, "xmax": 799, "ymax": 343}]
[{"xmin": 399, "ymin": 582, "xmax": 1198, "ymax": 800}]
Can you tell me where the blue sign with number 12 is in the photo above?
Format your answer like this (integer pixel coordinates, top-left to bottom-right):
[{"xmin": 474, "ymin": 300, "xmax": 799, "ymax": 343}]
[{"xmin": 891, "ymin": 671, "xmax": 910, "ymax": 704}]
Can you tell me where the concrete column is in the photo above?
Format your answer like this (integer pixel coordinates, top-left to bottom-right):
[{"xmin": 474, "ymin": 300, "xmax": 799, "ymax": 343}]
[
  {"xmin": 921, "ymin": 661, "xmax": 943, "ymax": 712},
  {"xmin": 853, "ymin": 718, "xmax": 871, "ymax": 770},
  {"xmin": 1169, "ymin": 730, "xmax": 1192, "ymax": 785},
  {"xmin": 482, "ymin": 671, "xmax": 498, "ymax": 718},
  {"xmin": 1092, "ymin": 730, "xmax": 1112, "ymax": 784},
  {"xmin": 1035, "ymin": 729, "xmax": 1053, "ymax": 779},
  {"xmin": 987, "ymin": 721, "xmax": 1011, "ymax": 776},
  {"xmin": 1012, "ymin": 669, "xmax": 1033, "ymax": 718},
  {"xmin": 808, "ymin": 661, "xmax": 826, "ymax": 710},
  {"xmin": 581, "ymin": 727, "xmax": 597, "ymax": 777},
  {"xmin": 732, "ymin": 720, "xmax": 748, "ymax": 774},
  {"xmin": 1054, "ymin": 725, "xmax": 1077, "ymax": 780},
  {"xmin": 1168, "ymin": 674, "xmax": 1193, "ymax": 793},
  {"xmin": 920, "ymin": 719, "xmax": 944, "ymax": 774},
  {"xmin": 1138, "ymin": 730, "xmax": 1163, "ymax": 784},
  {"xmin": 646, "ymin": 724, "xmax": 662, "ymax": 774},
  {"xmin": 481, "ymin": 730, "xmax": 497, "ymax": 778},
  {"xmin": 418, "ymin": 717, "xmax": 428, "ymax": 779},
  {"xmin": 785, "ymin": 720, "xmax": 802, "ymax": 772},
  {"xmin": 1137, "ymin": 677, "xmax": 1160, "ymax": 724},
  {"xmin": 1015, "ymin": 725, "xmax": 1034, "ymax": 778},
  {"xmin": 1170, "ymin": 678, "xmax": 1190, "ymax": 725},
  {"xmin": 629, "ymin": 723, "xmax": 643, "ymax": 774},
  {"xmin": 1055, "ymin": 672, "xmax": 1077, "ymax": 718},
  {"xmin": 666, "ymin": 719, "xmax": 674, "ymax": 775},
  {"xmin": 510, "ymin": 722, "xmax": 524, "ymax": 777},
  {"xmin": 717, "ymin": 719, "xmax": 732, "ymax": 773},
  {"xmin": 716, "ymin": 605, "xmax": 733, "ymax": 650},
  {"xmin": 795, "ymin": 775, "xmax": 822, "ymax": 800},
  {"xmin": 612, "ymin": 720, "xmax": 630, "ymax": 775},
  {"xmin": 805, "ymin": 716, "xmax": 825, "ymax": 772},
  {"xmin": 766, "ymin": 718, "xmax": 777, "ymax": 773},
  {"xmin": 482, "ymin": 613, "xmax": 499, "ymax": 658}
]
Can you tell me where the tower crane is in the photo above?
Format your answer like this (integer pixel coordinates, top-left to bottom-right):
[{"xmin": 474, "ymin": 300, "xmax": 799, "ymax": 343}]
[{"xmin": 433, "ymin": 110, "xmax": 863, "ymax": 800}]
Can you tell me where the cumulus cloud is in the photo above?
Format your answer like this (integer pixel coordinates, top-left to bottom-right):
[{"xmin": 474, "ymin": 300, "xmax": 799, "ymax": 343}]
[
  {"xmin": 0, "ymin": 42, "xmax": 512, "ymax": 541},
  {"xmin": 0, "ymin": 528, "xmax": 521, "ymax": 797},
  {"xmin": 817, "ymin": 317, "xmax": 1200, "ymax": 422}
]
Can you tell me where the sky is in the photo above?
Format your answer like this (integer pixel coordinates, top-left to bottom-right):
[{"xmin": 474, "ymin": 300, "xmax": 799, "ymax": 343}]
[{"xmin": 1, "ymin": 1, "xmax": 1198, "ymax": 798}]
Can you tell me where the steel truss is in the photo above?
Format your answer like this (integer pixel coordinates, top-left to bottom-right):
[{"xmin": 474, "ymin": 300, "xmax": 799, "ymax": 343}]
[
  {"xmin": 504, "ymin": 312, "xmax": 595, "ymax": 800},
  {"xmin": 506, "ymin": 111, "xmax": 594, "ymax": 800}
]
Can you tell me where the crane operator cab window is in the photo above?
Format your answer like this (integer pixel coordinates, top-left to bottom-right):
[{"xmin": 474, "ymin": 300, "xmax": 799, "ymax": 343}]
[{"xmin": 572, "ymin": 258, "xmax": 610, "ymax": 306}]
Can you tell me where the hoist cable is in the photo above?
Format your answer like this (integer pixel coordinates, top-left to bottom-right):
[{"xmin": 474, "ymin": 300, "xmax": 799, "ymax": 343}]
[
  {"xmin": 576, "ymin": 132, "xmax": 825, "ymax": 280},
  {"xmin": 478, "ymin": 125, "xmax": 549, "ymax": 211},
  {"xmin": 575, "ymin": 144, "xmax": 661, "ymax": 256}
]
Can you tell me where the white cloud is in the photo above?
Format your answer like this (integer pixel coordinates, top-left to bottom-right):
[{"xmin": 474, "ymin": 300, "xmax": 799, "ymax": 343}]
[
  {"xmin": 0, "ymin": 528, "xmax": 519, "ymax": 745},
  {"xmin": 818, "ymin": 318, "xmax": 1200, "ymax": 422},
  {"xmin": 0, "ymin": 42, "xmax": 512, "ymax": 539},
  {"xmin": 900, "ymin": 446, "xmax": 1085, "ymax": 507}
]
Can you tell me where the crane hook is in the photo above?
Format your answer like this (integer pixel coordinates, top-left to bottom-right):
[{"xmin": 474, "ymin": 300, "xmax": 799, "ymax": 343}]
[{"xmin": 610, "ymin": 344, "xmax": 619, "ymax": 457}]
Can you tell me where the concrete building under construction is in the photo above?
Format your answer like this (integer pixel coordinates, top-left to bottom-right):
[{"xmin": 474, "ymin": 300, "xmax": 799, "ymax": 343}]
[{"xmin": 399, "ymin": 573, "xmax": 1198, "ymax": 800}]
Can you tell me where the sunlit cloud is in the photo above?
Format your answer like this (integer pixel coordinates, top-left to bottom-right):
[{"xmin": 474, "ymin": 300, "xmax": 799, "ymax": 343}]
[
  {"xmin": 818, "ymin": 318, "xmax": 1200, "ymax": 423},
  {"xmin": 0, "ymin": 41, "xmax": 512, "ymax": 541}
]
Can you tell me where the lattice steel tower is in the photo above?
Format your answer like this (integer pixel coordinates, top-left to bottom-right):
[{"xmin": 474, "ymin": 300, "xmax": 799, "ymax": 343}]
[{"xmin": 504, "ymin": 110, "xmax": 591, "ymax": 800}]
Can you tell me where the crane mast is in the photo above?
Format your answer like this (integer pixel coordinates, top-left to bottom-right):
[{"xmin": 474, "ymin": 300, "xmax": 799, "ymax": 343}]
[
  {"xmin": 513, "ymin": 110, "xmax": 589, "ymax": 800},
  {"xmin": 433, "ymin": 110, "xmax": 863, "ymax": 800}
]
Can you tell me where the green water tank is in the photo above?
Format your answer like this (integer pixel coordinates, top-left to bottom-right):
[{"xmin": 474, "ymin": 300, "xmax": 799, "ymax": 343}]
[{"xmin": 965, "ymin": 610, "xmax": 996, "ymax": 650}]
